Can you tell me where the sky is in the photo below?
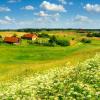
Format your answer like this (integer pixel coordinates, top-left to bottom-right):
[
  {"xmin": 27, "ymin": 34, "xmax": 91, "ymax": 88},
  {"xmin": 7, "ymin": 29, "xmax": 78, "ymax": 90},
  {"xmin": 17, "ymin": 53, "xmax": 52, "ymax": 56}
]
[{"xmin": 0, "ymin": 0, "xmax": 100, "ymax": 29}]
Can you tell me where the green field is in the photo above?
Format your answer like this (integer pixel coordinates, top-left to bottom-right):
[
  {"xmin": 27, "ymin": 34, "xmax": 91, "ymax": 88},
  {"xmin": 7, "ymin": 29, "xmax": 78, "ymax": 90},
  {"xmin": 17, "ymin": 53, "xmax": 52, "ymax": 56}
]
[
  {"xmin": 0, "ymin": 30, "xmax": 100, "ymax": 99},
  {"xmin": 0, "ymin": 38, "xmax": 100, "ymax": 81}
]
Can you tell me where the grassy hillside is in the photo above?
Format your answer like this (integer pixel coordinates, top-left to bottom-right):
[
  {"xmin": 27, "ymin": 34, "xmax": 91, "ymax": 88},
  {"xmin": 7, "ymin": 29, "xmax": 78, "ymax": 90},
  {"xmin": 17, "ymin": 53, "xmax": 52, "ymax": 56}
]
[
  {"xmin": 0, "ymin": 54, "xmax": 99, "ymax": 100},
  {"xmin": 0, "ymin": 31, "xmax": 100, "ymax": 81},
  {"xmin": 0, "ymin": 42, "xmax": 100, "ymax": 81}
]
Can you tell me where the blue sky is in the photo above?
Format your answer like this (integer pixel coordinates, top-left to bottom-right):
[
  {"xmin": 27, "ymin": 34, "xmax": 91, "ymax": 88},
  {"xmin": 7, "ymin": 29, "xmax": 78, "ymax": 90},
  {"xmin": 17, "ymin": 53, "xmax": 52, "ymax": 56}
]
[{"xmin": 0, "ymin": 0, "xmax": 100, "ymax": 29}]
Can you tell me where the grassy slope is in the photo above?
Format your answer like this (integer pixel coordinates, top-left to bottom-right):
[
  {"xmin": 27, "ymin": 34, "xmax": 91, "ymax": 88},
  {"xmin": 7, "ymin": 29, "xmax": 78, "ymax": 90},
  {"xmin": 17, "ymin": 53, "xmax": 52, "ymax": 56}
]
[
  {"xmin": 0, "ymin": 54, "xmax": 99, "ymax": 99},
  {"xmin": 0, "ymin": 31, "xmax": 100, "ymax": 81},
  {"xmin": 0, "ymin": 42, "xmax": 100, "ymax": 81}
]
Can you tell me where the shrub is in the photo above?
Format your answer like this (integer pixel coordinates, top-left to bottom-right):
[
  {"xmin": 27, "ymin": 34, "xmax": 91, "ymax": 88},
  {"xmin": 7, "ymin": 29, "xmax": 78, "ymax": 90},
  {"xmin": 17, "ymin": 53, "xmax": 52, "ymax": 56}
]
[
  {"xmin": 49, "ymin": 35, "xmax": 57, "ymax": 43},
  {"xmin": 12, "ymin": 34, "xmax": 17, "ymax": 37},
  {"xmin": 49, "ymin": 35, "xmax": 70, "ymax": 46},
  {"xmin": 81, "ymin": 38, "xmax": 91, "ymax": 43},
  {"xmin": 87, "ymin": 33, "xmax": 93, "ymax": 37},
  {"xmin": 0, "ymin": 35, "xmax": 2, "ymax": 38},
  {"xmin": 27, "ymin": 40, "xmax": 34, "ymax": 45},
  {"xmin": 38, "ymin": 33, "xmax": 50, "ymax": 38},
  {"xmin": 93, "ymin": 33, "xmax": 100, "ymax": 37},
  {"xmin": 72, "ymin": 37, "xmax": 75, "ymax": 40},
  {"xmin": 56, "ymin": 39, "xmax": 70, "ymax": 46},
  {"xmin": 87, "ymin": 32, "xmax": 100, "ymax": 37}
]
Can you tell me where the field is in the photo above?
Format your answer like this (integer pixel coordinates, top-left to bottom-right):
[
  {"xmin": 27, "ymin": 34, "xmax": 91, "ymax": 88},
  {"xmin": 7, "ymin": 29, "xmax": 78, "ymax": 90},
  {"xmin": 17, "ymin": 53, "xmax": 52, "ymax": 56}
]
[{"xmin": 0, "ymin": 30, "xmax": 100, "ymax": 99}]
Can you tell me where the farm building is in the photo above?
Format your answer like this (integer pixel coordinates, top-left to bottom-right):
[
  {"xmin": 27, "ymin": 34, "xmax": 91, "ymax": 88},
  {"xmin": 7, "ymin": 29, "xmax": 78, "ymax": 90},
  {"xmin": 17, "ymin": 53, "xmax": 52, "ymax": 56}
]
[
  {"xmin": 22, "ymin": 33, "xmax": 38, "ymax": 40},
  {"xmin": 4, "ymin": 36, "xmax": 20, "ymax": 44}
]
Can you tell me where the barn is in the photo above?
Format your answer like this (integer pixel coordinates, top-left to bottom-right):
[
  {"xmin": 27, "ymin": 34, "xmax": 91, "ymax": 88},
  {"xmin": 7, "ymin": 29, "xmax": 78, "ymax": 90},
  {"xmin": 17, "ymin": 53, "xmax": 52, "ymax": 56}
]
[
  {"xmin": 4, "ymin": 36, "xmax": 20, "ymax": 44},
  {"xmin": 22, "ymin": 33, "xmax": 38, "ymax": 40}
]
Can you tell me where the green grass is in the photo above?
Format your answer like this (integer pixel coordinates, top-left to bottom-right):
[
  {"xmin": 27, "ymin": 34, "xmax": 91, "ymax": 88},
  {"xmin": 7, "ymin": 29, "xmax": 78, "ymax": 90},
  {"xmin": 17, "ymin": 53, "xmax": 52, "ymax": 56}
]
[
  {"xmin": 0, "ymin": 41, "xmax": 100, "ymax": 81},
  {"xmin": 0, "ymin": 31, "xmax": 100, "ymax": 81},
  {"xmin": 0, "ymin": 42, "xmax": 99, "ymax": 64},
  {"xmin": 0, "ymin": 54, "xmax": 100, "ymax": 99}
]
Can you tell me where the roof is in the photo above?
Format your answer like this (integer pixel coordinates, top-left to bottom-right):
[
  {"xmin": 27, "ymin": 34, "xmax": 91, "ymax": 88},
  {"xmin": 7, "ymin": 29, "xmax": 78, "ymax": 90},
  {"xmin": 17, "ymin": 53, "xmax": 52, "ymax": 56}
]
[
  {"xmin": 23, "ymin": 33, "xmax": 37, "ymax": 39},
  {"xmin": 4, "ymin": 37, "xmax": 20, "ymax": 43}
]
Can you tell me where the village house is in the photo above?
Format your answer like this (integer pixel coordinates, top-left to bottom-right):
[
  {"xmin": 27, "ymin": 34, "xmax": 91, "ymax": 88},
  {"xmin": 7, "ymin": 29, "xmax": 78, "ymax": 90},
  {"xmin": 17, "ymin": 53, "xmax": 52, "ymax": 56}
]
[
  {"xmin": 22, "ymin": 33, "xmax": 38, "ymax": 40},
  {"xmin": 4, "ymin": 36, "xmax": 20, "ymax": 44}
]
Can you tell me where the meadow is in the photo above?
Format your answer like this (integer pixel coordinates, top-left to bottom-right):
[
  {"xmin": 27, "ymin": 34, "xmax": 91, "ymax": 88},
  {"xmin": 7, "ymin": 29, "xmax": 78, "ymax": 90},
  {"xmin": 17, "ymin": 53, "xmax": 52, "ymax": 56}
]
[
  {"xmin": 0, "ymin": 53, "xmax": 100, "ymax": 100},
  {"xmin": 0, "ymin": 30, "xmax": 100, "ymax": 99}
]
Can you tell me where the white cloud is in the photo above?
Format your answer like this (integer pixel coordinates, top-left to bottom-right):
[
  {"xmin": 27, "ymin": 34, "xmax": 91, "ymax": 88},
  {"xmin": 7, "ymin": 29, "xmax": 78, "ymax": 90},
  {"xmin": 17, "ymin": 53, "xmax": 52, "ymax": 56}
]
[
  {"xmin": 84, "ymin": 4, "xmax": 100, "ymax": 13},
  {"xmin": 0, "ymin": 16, "xmax": 15, "ymax": 25},
  {"xmin": 35, "ymin": 11, "xmax": 50, "ymax": 17},
  {"xmin": 8, "ymin": 0, "xmax": 21, "ymax": 3},
  {"xmin": 5, "ymin": 16, "xmax": 15, "ymax": 22},
  {"xmin": 35, "ymin": 11, "xmax": 60, "ymax": 17},
  {"xmin": 21, "ymin": 5, "xmax": 34, "ymax": 10},
  {"xmin": 59, "ymin": 0, "xmax": 67, "ymax": 4},
  {"xmin": 59, "ymin": 0, "xmax": 73, "ymax": 5},
  {"xmin": 0, "ymin": 20, "xmax": 9, "ymax": 25},
  {"xmin": 35, "ymin": 12, "xmax": 60, "ymax": 23},
  {"xmin": 41, "ymin": 1, "xmax": 66, "ymax": 12},
  {"xmin": 74, "ymin": 15, "xmax": 92, "ymax": 23},
  {"xmin": 0, "ymin": 7, "xmax": 11, "ymax": 12}
]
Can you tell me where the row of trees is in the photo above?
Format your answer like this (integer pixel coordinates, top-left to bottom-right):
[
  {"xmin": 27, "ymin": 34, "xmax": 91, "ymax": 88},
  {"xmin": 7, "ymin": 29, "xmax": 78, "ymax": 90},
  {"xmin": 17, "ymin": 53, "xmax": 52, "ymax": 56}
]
[
  {"xmin": 87, "ymin": 33, "xmax": 100, "ymax": 37},
  {"xmin": 33, "ymin": 35, "xmax": 70, "ymax": 47}
]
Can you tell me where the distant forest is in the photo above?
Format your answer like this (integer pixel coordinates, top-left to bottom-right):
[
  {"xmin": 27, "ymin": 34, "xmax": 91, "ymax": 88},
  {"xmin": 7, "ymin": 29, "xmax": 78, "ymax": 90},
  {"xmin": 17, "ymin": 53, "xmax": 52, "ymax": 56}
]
[{"xmin": 0, "ymin": 28, "xmax": 100, "ymax": 32}]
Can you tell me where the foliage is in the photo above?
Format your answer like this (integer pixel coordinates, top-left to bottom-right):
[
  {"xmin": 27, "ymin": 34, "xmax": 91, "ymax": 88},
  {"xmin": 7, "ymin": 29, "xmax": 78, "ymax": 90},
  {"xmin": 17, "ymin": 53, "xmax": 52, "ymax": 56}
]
[
  {"xmin": 87, "ymin": 33, "xmax": 93, "ymax": 37},
  {"xmin": 56, "ymin": 39, "xmax": 70, "ymax": 46},
  {"xmin": 49, "ymin": 35, "xmax": 70, "ymax": 46},
  {"xmin": 81, "ymin": 38, "xmax": 91, "ymax": 43},
  {"xmin": 49, "ymin": 35, "xmax": 57, "ymax": 43},
  {"xmin": 12, "ymin": 34, "xmax": 17, "ymax": 37},
  {"xmin": 87, "ymin": 33, "xmax": 100, "ymax": 37},
  {"xmin": 38, "ymin": 33, "xmax": 50, "ymax": 38},
  {"xmin": 0, "ymin": 35, "xmax": 2, "ymax": 38},
  {"xmin": 93, "ymin": 33, "xmax": 100, "ymax": 37}
]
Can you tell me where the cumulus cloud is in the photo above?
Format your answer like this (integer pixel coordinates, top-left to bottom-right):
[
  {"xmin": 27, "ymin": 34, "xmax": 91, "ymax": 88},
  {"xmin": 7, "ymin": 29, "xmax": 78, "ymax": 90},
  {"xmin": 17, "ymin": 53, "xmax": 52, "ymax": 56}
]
[
  {"xmin": 35, "ymin": 11, "xmax": 60, "ymax": 17},
  {"xmin": 41, "ymin": 1, "xmax": 66, "ymax": 12},
  {"xmin": 21, "ymin": 5, "xmax": 34, "ymax": 10},
  {"xmin": 8, "ymin": 0, "xmax": 21, "ymax": 3},
  {"xmin": 74, "ymin": 15, "xmax": 92, "ymax": 23},
  {"xmin": 0, "ymin": 16, "xmax": 15, "ymax": 25},
  {"xmin": 35, "ymin": 11, "xmax": 50, "ymax": 17},
  {"xmin": 0, "ymin": 7, "xmax": 11, "ymax": 12},
  {"xmin": 35, "ymin": 11, "xmax": 60, "ymax": 23},
  {"xmin": 84, "ymin": 4, "xmax": 100, "ymax": 13}
]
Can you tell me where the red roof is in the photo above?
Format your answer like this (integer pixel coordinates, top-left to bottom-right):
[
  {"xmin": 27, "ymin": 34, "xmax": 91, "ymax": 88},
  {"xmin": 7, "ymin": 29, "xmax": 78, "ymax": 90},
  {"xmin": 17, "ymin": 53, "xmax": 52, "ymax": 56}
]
[
  {"xmin": 23, "ymin": 33, "xmax": 37, "ymax": 39},
  {"xmin": 4, "ymin": 37, "xmax": 20, "ymax": 43}
]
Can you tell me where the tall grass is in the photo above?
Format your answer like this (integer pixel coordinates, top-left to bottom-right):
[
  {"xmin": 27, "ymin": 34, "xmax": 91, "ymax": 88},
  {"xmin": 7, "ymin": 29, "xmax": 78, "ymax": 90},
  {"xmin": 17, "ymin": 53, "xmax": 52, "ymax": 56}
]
[{"xmin": 0, "ymin": 53, "xmax": 100, "ymax": 100}]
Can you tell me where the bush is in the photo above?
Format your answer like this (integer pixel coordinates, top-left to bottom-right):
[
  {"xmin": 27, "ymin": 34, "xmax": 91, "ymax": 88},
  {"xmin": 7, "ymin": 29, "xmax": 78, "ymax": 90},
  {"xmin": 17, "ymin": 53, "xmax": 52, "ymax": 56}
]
[
  {"xmin": 81, "ymin": 38, "xmax": 91, "ymax": 43},
  {"xmin": 12, "ymin": 34, "xmax": 17, "ymax": 37},
  {"xmin": 87, "ymin": 32, "xmax": 100, "ymax": 37},
  {"xmin": 49, "ymin": 35, "xmax": 57, "ymax": 43},
  {"xmin": 38, "ymin": 33, "xmax": 50, "ymax": 38},
  {"xmin": 72, "ymin": 37, "xmax": 75, "ymax": 40},
  {"xmin": 27, "ymin": 40, "xmax": 34, "ymax": 45},
  {"xmin": 56, "ymin": 39, "xmax": 70, "ymax": 46},
  {"xmin": 93, "ymin": 33, "xmax": 100, "ymax": 37},
  {"xmin": 49, "ymin": 35, "xmax": 70, "ymax": 46},
  {"xmin": 0, "ymin": 35, "xmax": 2, "ymax": 38},
  {"xmin": 87, "ymin": 33, "xmax": 93, "ymax": 37}
]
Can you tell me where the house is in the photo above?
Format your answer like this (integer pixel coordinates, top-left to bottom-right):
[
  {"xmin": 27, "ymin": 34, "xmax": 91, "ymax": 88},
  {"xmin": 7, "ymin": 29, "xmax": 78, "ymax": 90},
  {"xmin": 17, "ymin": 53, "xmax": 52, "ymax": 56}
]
[
  {"xmin": 4, "ymin": 36, "xmax": 20, "ymax": 44},
  {"xmin": 22, "ymin": 33, "xmax": 38, "ymax": 40}
]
